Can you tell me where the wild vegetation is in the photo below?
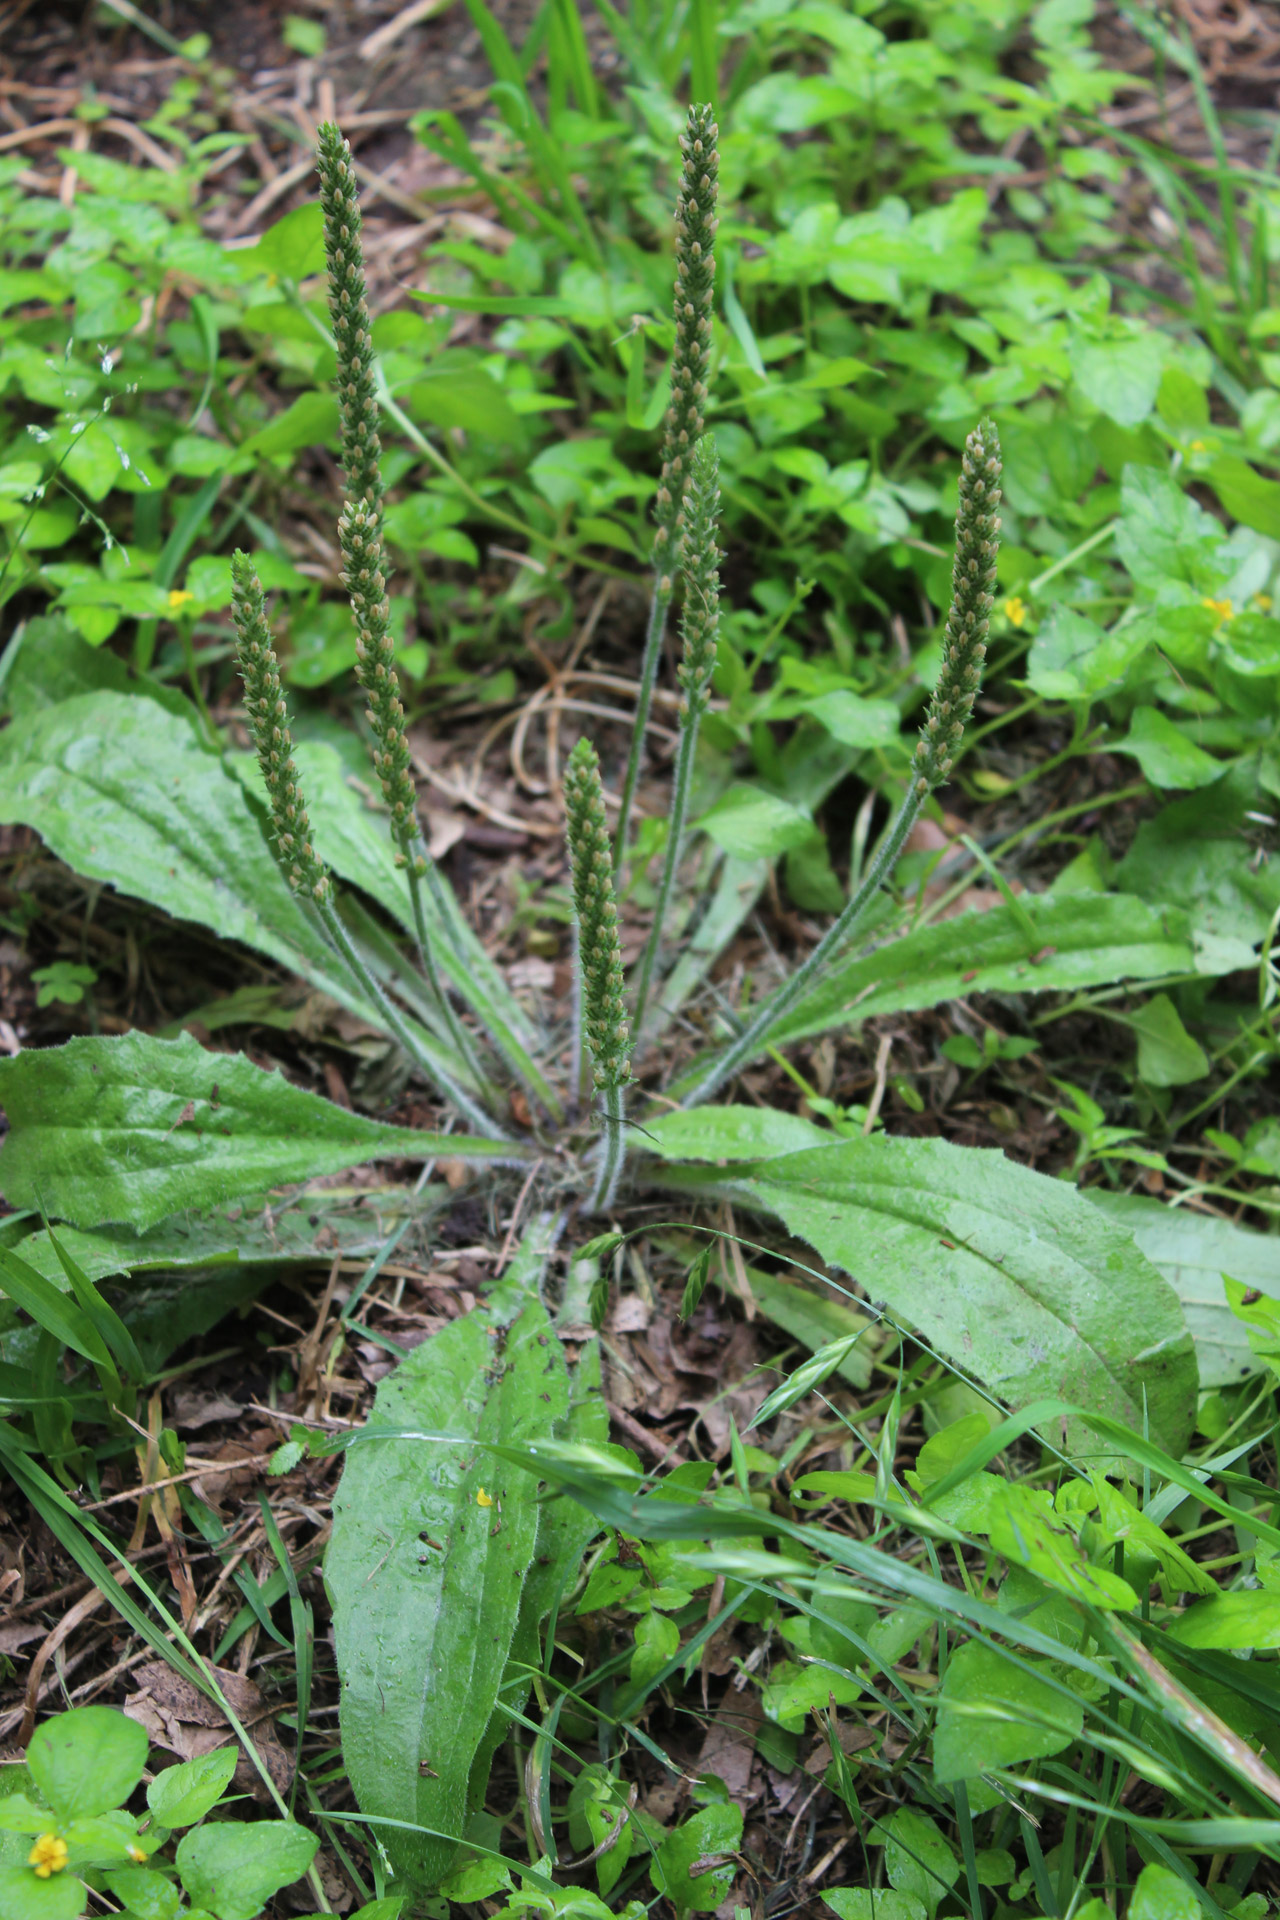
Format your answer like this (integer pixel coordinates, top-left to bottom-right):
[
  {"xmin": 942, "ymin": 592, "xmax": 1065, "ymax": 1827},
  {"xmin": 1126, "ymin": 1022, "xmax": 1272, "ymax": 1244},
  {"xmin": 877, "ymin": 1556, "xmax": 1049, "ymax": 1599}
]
[{"xmin": 0, "ymin": 2, "xmax": 1279, "ymax": 1919}]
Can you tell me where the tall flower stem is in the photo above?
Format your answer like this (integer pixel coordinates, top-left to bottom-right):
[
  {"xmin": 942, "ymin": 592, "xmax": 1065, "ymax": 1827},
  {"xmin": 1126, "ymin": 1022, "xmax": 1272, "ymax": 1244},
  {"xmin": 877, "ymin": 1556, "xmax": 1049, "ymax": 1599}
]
[
  {"xmin": 631, "ymin": 435, "xmax": 721, "ymax": 1046},
  {"xmin": 613, "ymin": 103, "xmax": 718, "ymax": 877},
  {"xmin": 679, "ymin": 419, "xmax": 1002, "ymax": 1109},
  {"xmin": 565, "ymin": 739, "xmax": 632, "ymax": 1209},
  {"xmin": 314, "ymin": 893, "xmax": 504, "ymax": 1139},
  {"xmin": 317, "ymin": 121, "xmax": 488, "ymax": 1089},
  {"xmin": 591, "ymin": 1083, "xmax": 627, "ymax": 1213},
  {"xmin": 232, "ymin": 551, "xmax": 506, "ymax": 1139}
]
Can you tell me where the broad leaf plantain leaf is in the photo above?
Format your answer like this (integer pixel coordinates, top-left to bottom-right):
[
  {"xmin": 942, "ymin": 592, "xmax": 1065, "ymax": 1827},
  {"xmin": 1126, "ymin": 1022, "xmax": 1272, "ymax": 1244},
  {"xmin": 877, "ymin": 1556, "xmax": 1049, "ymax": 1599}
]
[
  {"xmin": 648, "ymin": 1130, "xmax": 1197, "ymax": 1457},
  {"xmin": 328, "ymin": 1216, "xmax": 571, "ymax": 1891},
  {"xmin": 0, "ymin": 1031, "xmax": 515, "ymax": 1230}
]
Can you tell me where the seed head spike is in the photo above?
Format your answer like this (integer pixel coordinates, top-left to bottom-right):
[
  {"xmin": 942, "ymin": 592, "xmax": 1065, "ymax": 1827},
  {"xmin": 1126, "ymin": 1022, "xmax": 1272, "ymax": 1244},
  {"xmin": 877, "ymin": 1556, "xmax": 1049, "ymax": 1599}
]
[
  {"xmin": 232, "ymin": 551, "xmax": 330, "ymax": 901},
  {"xmin": 913, "ymin": 419, "xmax": 1002, "ymax": 791},
  {"xmin": 317, "ymin": 121, "xmax": 417, "ymax": 838},
  {"xmin": 564, "ymin": 739, "xmax": 630, "ymax": 1092},
  {"xmin": 653, "ymin": 104, "xmax": 719, "ymax": 571}
]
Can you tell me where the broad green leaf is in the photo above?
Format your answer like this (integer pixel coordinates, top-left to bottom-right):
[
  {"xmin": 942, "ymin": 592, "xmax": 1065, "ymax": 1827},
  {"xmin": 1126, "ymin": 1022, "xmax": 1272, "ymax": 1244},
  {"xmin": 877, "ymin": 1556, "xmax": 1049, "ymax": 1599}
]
[
  {"xmin": 651, "ymin": 1135, "xmax": 1197, "ymax": 1458},
  {"xmin": 651, "ymin": 1804, "xmax": 743, "ymax": 1914},
  {"xmin": 27, "ymin": 1709, "xmax": 146, "ymax": 1820},
  {"xmin": 1069, "ymin": 333, "xmax": 1162, "ymax": 427},
  {"xmin": 146, "ymin": 1749, "xmax": 236, "ymax": 1828},
  {"xmin": 61, "ymin": 1812, "xmax": 143, "ymax": 1871},
  {"xmin": 875, "ymin": 1808, "xmax": 959, "ymax": 1919},
  {"xmin": 1117, "ymin": 710, "xmax": 1223, "ymax": 790},
  {"xmin": 1206, "ymin": 456, "xmax": 1280, "ymax": 540},
  {"xmin": 0, "ymin": 689, "xmax": 518, "ymax": 1092},
  {"xmin": 646, "ymin": 1109, "xmax": 828, "ymax": 1161},
  {"xmin": 9, "ymin": 1188, "xmax": 442, "ymax": 1288},
  {"xmin": 796, "ymin": 692, "xmax": 899, "ymax": 748},
  {"xmin": 697, "ymin": 785, "xmax": 815, "ymax": 860},
  {"xmin": 0, "ymin": 1867, "xmax": 87, "ymax": 1920},
  {"xmin": 1115, "ymin": 465, "xmax": 1228, "ymax": 595},
  {"xmin": 1169, "ymin": 1593, "xmax": 1280, "ymax": 1650},
  {"xmin": 241, "ymin": 202, "xmax": 325, "ymax": 281},
  {"xmin": 675, "ymin": 895, "xmax": 1207, "ymax": 1062},
  {"xmin": 1087, "ymin": 1190, "xmax": 1280, "ymax": 1389},
  {"xmin": 329, "ymin": 1219, "xmax": 570, "ymax": 1891},
  {"xmin": 987, "ymin": 1482, "xmax": 1137, "ymax": 1609},
  {"xmin": 0, "ymin": 690, "xmax": 378, "ymax": 1026},
  {"xmin": 0, "ymin": 1797, "xmax": 53, "ymax": 1835},
  {"xmin": 933, "ymin": 1640, "xmax": 1083, "ymax": 1781},
  {"xmin": 761, "ymin": 1659, "xmax": 862, "ymax": 1730},
  {"xmin": 174, "ymin": 1822, "xmax": 318, "ymax": 1920},
  {"xmin": 1130, "ymin": 1864, "xmax": 1200, "ymax": 1920},
  {"xmin": 824, "ymin": 1895, "xmax": 925, "ymax": 1920},
  {"xmin": 104, "ymin": 1867, "xmax": 182, "ymax": 1920},
  {"xmin": 630, "ymin": 1609, "xmax": 680, "ymax": 1686},
  {"xmin": 1116, "ymin": 762, "xmax": 1279, "ymax": 944},
  {"xmin": 1086, "ymin": 1477, "xmax": 1215, "ymax": 1597},
  {"xmin": 0, "ymin": 1031, "xmax": 514, "ymax": 1231},
  {"xmin": 464, "ymin": 1339, "xmax": 609, "ymax": 1822},
  {"xmin": 1128, "ymin": 994, "xmax": 1210, "ymax": 1087}
]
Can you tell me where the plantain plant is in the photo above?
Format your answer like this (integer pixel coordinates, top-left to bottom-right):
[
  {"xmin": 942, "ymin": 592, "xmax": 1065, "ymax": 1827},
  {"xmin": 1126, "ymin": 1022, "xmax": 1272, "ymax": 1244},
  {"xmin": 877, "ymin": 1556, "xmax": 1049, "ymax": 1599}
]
[{"xmin": 0, "ymin": 108, "xmax": 1202, "ymax": 1902}]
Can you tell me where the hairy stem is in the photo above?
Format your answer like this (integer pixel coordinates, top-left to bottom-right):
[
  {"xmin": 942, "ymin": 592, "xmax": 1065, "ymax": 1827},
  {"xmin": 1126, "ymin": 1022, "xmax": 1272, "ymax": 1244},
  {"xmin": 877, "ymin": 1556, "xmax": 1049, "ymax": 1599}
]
[
  {"xmin": 679, "ymin": 783, "xmax": 926, "ymax": 1108},
  {"xmin": 680, "ymin": 418, "xmax": 1002, "ymax": 1108},
  {"xmin": 316, "ymin": 892, "xmax": 506, "ymax": 1139},
  {"xmin": 612, "ymin": 581, "xmax": 671, "ymax": 875},
  {"xmin": 589, "ymin": 1082, "xmax": 627, "ymax": 1212}
]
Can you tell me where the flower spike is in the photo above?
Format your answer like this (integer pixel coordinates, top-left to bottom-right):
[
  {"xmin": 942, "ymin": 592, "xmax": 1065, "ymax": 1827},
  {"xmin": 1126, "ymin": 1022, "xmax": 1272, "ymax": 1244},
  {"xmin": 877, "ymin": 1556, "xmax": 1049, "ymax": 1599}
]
[
  {"xmin": 614, "ymin": 104, "xmax": 719, "ymax": 874},
  {"xmin": 232, "ymin": 550, "xmax": 330, "ymax": 902},
  {"xmin": 653, "ymin": 104, "xmax": 719, "ymax": 574},
  {"xmin": 913, "ymin": 418, "xmax": 1002, "ymax": 790},
  {"xmin": 565, "ymin": 740, "xmax": 630, "ymax": 1093},
  {"xmin": 316, "ymin": 122, "xmax": 417, "ymax": 841}
]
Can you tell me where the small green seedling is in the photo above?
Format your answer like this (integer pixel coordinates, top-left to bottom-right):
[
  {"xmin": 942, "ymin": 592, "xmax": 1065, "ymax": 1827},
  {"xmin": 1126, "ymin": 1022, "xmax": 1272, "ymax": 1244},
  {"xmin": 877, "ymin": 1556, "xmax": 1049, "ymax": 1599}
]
[
  {"xmin": 30, "ymin": 964, "xmax": 97, "ymax": 1010},
  {"xmin": 0, "ymin": 1705, "xmax": 323, "ymax": 1920},
  {"xmin": 940, "ymin": 1027, "xmax": 1039, "ymax": 1073}
]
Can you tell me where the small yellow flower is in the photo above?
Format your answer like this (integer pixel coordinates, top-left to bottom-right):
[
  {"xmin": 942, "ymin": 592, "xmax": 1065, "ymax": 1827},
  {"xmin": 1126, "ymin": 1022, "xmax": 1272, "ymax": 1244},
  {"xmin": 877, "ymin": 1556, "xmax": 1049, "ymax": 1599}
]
[
  {"xmin": 476, "ymin": 1487, "xmax": 493, "ymax": 1508},
  {"xmin": 1255, "ymin": 593, "xmax": 1273, "ymax": 613},
  {"xmin": 1202, "ymin": 596, "xmax": 1234, "ymax": 626},
  {"xmin": 166, "ymin": 588, "xmax": 195, "ymax": 613},
  {"xmin": 1003, "ymin": 595, "xmax": 1027, "ymax": 629},
  {"xmin": 29, "ymin": 1835, "xmax": 68, "ymax": 1879},
  {"xmin": 1188, "ymin": 438, "xmax": 1207, "ymax": 453},
  {"xmin": 129, "ymin": 1846, "xmax": 148, "ymax": 1864}
]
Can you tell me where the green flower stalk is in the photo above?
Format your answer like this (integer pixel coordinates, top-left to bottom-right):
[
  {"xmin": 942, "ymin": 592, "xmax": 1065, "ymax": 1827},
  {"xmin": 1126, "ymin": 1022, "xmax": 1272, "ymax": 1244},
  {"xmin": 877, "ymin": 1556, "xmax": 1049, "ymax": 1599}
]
[
  {"xmin": 232, "ymin": 549, "xmax": 503, "ymax": 1139},
  {"xmin": 913, "ymin": 417, "xmax": 1001, "ymax": 790},
  {"xmin": 631, "ymin": 433, "xmax": 721, "ymax": 1045},
  {"xmin": 564, "ymin": 738, "xmax": 631, "ymax": 1207},
  {"xmin": 680, "ymin": 419, "xmax": 1002, "ymax": 1109},
  {"xmin": 613, "ymin": 103, "xmax": 719, "ymax": 876},
  {"xmin": 232, "ymin": 551, "xmax": 330, "ymax": 903},
  {"xmin": 318, "ymin": 120, "xmax": 490, "ymax": 1090},
  {"xmin": 317, "ymin": 122, "xmax": 415, "ymax": 839}
]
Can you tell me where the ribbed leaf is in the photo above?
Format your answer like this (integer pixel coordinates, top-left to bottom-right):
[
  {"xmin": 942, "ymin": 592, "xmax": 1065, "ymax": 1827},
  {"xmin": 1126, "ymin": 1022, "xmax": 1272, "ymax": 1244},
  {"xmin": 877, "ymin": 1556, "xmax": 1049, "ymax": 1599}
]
[
  {"xmin": 328, "ymin": 1217, "xmax": 572, "ymax": 1891},
  {"xmin": 0, "ymin": 1031, "xmax": 515, "ymax": 1230},
  {"xmin": 650, "ymin": 1131, "xmax": 1198, "ymax": 1458}
]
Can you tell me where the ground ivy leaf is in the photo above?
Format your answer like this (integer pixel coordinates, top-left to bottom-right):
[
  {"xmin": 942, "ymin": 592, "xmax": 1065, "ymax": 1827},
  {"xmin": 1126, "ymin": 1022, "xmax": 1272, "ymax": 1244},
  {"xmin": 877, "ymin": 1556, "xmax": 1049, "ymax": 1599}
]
[{"xmin": 0, "ymin": 1031, "xmax": 516, "ymax": 1231}]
